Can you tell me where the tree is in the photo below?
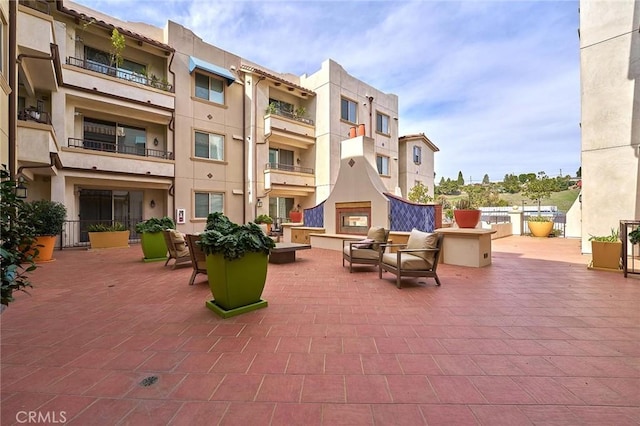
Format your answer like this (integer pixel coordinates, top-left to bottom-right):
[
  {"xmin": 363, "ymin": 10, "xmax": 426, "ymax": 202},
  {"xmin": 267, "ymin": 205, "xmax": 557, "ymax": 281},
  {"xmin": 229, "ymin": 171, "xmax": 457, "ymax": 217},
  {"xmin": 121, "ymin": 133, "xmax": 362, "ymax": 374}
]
[
  {"xmin": 576, "ymin": 167, "xmax": 581, "ymax": 178},
  {"xmin": 457, "ymin": 171, "xmax": 465, "ymax": 186},
  {"xmin": 523, "ymin": 171, "xmax": 555, "ymax": 214},
  {"xmin": 482, "ymin": 174, "xmax": 490, "ymax": 185},
  {"xmin": 502, "ymin": 173, "xmax": 521, "ymax": 193},
  {"xmin": 110, "ymin": 29, "xmax": 126, "ymax": 68},
  {"xmin": 407, "ymin": 182, "xmax": 433, "ymax": 204}
]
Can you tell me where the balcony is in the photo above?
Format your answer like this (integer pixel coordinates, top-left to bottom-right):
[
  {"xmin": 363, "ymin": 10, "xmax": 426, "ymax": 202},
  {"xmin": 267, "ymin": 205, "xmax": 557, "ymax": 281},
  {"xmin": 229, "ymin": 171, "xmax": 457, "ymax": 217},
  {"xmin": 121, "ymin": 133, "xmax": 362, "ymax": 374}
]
[
  {"xmin": 63, "ymin": 59, "xmax": 175, "ymax": 111},
  {"xmin": 17, "ymin": 4, "xmax": 57, "ymax": 92},
  {"xmin": 264, "ymin": 112, "xmax": 315, "ymax": 149},
  {"xmin": 62, "ymin": 138, "xmax": 174, "ymax": 178},
  {"xmin": 17, "ymin": 119, "xmax": 59, "ymax": 174},
  {"xmin": 264, "ymin": 163, "xmax": 315, "ymax": 196},
  {"xmin": 68, "ymin": 138, "xmax": 173, "ymax": 160},
  {"xmin": 67, "ymin": 57, "xmax": 173, "ymax": 93}
]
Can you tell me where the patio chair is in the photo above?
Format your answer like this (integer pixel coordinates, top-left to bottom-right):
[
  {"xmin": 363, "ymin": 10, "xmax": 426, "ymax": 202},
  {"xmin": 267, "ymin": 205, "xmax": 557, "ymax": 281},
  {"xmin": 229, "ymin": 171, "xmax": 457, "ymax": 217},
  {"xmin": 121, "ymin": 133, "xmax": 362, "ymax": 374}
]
[
  {"xmin": 185, "ymin": 234, "xmax": 207, "ymax": 285},
  {"xmin": 162, "ymin": 229, "xmax": 192, "ymax": 269},
  {"xmin": 378, "ymin": 229, "xmax": 443, "ymax": 288},
  {"xmin": 343, "ymin": 226, "xmax": 389, "ymax": 273}
]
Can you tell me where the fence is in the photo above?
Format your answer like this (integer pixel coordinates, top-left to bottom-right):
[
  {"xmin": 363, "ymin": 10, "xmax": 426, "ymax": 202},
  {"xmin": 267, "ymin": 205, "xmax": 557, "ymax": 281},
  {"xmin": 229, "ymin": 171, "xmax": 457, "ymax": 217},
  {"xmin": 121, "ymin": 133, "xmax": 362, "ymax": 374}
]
[{"xmin": 59, "ymin": 219, "xmax": 141, "ymax": 249}]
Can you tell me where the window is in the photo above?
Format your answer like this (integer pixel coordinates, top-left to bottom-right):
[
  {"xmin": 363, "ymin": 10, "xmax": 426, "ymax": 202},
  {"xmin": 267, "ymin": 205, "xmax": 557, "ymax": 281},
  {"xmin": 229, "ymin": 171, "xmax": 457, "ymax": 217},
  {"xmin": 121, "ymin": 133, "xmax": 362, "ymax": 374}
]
[
  {"xmin": 340, "ymin": 97, "xmax": 357, "ymax": 123},
  {"xmin": 195, "ymin": 72, "xmax": 224, "ymax": 104},
  {"xmin": 194, "ymin": 192, "xmax": 224, "ymax": 218},
  {"xmin": 376, "ymin": 155, "xmax": 389, "ymax": 175},
  {"xmin": 413, "ymin": 145, "xmax": 422, "ymax": 165},
  {"xmin": 376, "ymin": 112, "xmax": 389, "ymax": 134},
  {"xmin": 268, "ymin": 98, "xmax": 293, "ymax": 115},
  {"xmin": 268, "ymin": 148, "xmax": 294, "ymax": 171},
  {"xmin": 195, "ymin": 131, "xmax": 224, "ymax": 160},
  {"xmin": 269, "ymin": 197, "xmax": 294, "ymax": 220}
]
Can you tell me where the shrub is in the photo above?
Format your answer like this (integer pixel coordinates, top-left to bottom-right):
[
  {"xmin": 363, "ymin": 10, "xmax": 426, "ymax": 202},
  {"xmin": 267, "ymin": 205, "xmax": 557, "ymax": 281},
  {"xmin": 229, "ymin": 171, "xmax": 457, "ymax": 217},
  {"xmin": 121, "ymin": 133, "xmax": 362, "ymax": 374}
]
[
  {"xmin": 24, "ymin": 200, "xmax": 67, "ymax": 236},
  {"xmin": 88, "ymin": 222, "xmax": 128, "ymax": 232},
  {"xmin": 199, "ymin": 212, "xmax": 275, "ymax": 261},
  {"xmin": 135, "ymin": 216, "xmax": 175, "ymax": 233}
]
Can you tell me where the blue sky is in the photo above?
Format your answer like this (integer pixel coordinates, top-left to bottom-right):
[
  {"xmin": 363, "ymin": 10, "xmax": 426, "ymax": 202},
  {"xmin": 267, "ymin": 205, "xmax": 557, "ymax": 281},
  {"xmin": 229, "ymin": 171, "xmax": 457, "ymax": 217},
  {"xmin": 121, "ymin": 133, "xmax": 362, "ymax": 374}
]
[{"xmin": 74, "ymin": 0, "xmax": 581, "ymax": 183}]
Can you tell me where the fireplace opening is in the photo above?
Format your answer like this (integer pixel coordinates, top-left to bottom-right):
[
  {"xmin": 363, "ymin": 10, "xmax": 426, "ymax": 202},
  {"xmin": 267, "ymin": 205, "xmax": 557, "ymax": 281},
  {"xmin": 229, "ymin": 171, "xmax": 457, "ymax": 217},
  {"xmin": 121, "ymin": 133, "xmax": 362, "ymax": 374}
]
[{"xmin": 336, "ymin": 202, "xmax": 371, "ymax": 235}]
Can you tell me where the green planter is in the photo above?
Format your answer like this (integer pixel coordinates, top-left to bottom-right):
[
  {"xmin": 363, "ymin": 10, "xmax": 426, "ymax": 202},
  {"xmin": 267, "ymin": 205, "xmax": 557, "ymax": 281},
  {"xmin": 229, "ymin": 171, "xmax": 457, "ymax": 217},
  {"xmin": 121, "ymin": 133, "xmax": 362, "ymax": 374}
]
[
  {"xmin": 140, "ymin": 232, "xmax": 168, "ymax": 262},
  {"xmin": 205, "ymin": 252, "xmax": 268, "ymax": 318}
]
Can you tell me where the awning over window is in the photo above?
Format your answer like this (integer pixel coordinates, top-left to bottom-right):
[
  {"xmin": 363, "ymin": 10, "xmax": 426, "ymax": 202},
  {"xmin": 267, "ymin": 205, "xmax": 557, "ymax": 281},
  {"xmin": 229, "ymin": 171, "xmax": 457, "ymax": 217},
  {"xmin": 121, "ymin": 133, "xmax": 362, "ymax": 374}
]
[{"xmin": 188, "ymin": 56, "xmax": 236, "ymax": 86}]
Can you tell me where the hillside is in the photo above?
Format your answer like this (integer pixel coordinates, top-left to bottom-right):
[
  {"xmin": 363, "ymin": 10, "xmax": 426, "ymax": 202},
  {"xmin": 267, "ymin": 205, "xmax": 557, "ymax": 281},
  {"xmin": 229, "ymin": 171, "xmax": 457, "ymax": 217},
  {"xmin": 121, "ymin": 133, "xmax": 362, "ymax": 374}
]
[{"xmin": 443, "ymin": 188, "xmax": 580, "ymax": 213}]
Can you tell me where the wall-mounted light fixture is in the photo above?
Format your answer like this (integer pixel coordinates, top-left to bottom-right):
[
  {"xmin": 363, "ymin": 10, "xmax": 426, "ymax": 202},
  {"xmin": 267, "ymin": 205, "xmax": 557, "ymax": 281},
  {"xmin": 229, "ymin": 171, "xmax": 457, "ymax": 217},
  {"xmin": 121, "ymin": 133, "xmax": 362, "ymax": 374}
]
[
  {"xmin": 15, "ymin": 177, "xmax": 27, "ymax": 199},
  {"xmin": 296, "ymin": 158, "xmax": 301, "ymax": 165},
  {"xmin": 150, "ymin": 199, "xmax": 156, "ymax": 208},
  {"xmin": 256, "ymin": 199, "xmax": 263, "ymax": 208},
  {"xmin": 153, "ymin": 137, "xmax": 159, "ymax": 146}
]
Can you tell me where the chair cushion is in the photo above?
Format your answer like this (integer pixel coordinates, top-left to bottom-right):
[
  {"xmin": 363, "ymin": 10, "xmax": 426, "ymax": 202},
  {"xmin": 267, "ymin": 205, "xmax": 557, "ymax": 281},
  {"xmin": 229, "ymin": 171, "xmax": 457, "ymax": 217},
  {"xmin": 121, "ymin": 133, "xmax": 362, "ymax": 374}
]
[
  {"xmin": 406, "ymin": 229, "xmax": 438, "ymax": 266},
  {"xmin": 344, "ymin": 246, "xmax": 379, "ymax": 260},
  {"xmin": 352, "ymin": 238, "xmax": 374, "ymax": 249},
  {"xmin": 381, "ymin": 253, "xmax": 430, "ymax": 270},
  {"xmin": 367, "ymin": 226, "xmax": 387, "ymax": 251},
  {"xmin": 169, "ymin": 229, "xmax": 189, "ymax": 257}
]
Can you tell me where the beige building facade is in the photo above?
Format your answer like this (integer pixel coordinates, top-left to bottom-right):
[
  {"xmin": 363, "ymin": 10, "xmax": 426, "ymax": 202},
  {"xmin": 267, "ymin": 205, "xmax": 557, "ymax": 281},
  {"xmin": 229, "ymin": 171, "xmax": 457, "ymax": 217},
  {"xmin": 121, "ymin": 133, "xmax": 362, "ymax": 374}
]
[
  {"xmin": 579, "ymin": 0, "xmax": 640, "ymax": 253},
  {"xmin": 6, "ymin": 0, "xmax": 439, "ymax": 244}
]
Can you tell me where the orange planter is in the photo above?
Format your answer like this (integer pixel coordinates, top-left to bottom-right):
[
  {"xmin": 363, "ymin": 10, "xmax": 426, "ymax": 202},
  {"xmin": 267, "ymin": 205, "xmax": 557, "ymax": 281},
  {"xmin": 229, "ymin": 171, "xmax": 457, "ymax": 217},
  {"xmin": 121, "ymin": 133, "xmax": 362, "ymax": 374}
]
[
  {"xmin": 453, "ymin": 209, "xmax": 480, "ymax": 229},
  {"xmin": 31, "ymin": 235, "xmax": 57, "ymax": 263}
]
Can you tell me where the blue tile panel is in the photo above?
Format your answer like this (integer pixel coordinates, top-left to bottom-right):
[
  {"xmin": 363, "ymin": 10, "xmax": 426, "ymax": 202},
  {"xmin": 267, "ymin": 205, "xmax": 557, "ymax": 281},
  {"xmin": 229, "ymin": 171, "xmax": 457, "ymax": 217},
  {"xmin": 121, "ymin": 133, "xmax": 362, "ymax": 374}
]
[
  {"xmin": 303, "ymin": 201, "xmax": 325, "ymax": 227},
  {"xmin": 387, "ymin": 193, "xmax": 436, "ymax": 232}
]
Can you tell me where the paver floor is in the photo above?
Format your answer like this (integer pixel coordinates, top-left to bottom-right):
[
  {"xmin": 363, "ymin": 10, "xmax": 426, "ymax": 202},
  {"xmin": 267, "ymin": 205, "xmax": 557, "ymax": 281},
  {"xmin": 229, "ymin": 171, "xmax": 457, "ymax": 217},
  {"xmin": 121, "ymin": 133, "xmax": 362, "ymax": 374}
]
[{"xmin": 1, "ymin": 236, "xmax": 638, "ymax": 425}]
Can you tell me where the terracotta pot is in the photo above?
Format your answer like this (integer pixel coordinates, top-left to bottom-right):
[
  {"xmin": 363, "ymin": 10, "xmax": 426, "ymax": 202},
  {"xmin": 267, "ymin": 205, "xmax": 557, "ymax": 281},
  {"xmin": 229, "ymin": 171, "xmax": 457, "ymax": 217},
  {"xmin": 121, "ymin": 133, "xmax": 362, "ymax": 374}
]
[
  {"xmin": 357, "ymin": 123, "xmax": 366, "ymax": 136},
  {"xmin": 453, "ymin": 209, "xmax": 481, "ymax": 229},
  {"xmin": 32, "ymin": 235, "xmax": 57, "ymax": 262},
  {"xmin": 289, "ymin": 211, "xmax": 303, "ymax": 223},
  {"xmin": 348, "ymin": 127, "xmax": 357, "ymax": 138}
]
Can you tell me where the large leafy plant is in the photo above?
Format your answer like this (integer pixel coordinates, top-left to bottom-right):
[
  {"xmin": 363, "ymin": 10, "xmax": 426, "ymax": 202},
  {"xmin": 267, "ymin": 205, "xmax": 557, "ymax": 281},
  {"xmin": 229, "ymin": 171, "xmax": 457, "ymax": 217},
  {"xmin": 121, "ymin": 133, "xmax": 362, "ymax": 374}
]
[
  {"xmin": 199, "ymin": 212, "xmax": 275, "ymax": 260},
  {"xmin": 0, "ymin": 169, "xmax": 38, "ymax": 306},
  {"xmin": 24, "ymin": 199, "xmax": 67, "ymax": 236},
  {"xmin": 135, "ymin": 216, "xmax": 175, "ymax": 233}
]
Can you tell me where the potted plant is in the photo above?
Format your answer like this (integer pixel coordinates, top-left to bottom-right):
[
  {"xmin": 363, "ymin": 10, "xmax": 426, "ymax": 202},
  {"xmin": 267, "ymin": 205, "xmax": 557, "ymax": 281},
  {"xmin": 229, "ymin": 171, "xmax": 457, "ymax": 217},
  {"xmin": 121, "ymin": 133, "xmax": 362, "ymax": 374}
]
[
  {"xmin": 1, "ymin": 169, "xmax": 38, "ymax": 308},
  {"xmin": 198, "ymin": 212, "xmax": 275, "ymax": 318},
  {"xmin": 589, "ymin": 228, "xmax": 622, "ymax": 271},
  {"xmin": 289, "ymin": 205, "xmax": 303, "ymax": 223},
  {"xmin": 254, "ymin": 214, "xmax": 273, "ymax": 234},
  {"xmin": 453, "ymin": 197, "xmax": 480, "ymax": 228},
  {"xmin": 23, "ymin": 200, "xmax": 67, "ymax": 262},
  {"xmin": 88, "ymin": 222, "xmax": 130, "ymax": 249},
  {"xmin": 527, "ymin": 215, "xmax": 554, "ymax": 237},
  {"xmin": 135, "ymin": 216, "xmax": 175, "ymax": 262}
]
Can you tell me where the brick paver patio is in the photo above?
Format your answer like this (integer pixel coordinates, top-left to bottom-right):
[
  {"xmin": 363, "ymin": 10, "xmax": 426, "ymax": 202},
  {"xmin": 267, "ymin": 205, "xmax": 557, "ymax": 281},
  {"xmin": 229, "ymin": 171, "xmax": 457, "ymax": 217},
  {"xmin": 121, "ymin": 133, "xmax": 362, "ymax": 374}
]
[{"xmin": 1, "ymin": 236, "xmax": 638, "ymax": 425}]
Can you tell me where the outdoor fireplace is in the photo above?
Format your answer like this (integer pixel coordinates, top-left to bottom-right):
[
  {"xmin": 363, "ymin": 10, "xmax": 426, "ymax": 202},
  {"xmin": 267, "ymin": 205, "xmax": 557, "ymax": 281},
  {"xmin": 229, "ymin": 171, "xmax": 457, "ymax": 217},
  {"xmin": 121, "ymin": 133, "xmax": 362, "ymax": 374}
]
[{"xmin": 336, "ymin": 202, "xmax": 371, "ymax": 235}]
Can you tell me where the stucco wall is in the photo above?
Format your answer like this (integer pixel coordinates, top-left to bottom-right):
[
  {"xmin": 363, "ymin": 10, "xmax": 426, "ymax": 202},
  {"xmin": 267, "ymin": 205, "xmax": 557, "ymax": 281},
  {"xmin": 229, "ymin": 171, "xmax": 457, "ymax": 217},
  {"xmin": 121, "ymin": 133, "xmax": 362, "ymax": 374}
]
[{"xmin": 580, "ymin": 0, "xmax": 640, "ymax": 253}]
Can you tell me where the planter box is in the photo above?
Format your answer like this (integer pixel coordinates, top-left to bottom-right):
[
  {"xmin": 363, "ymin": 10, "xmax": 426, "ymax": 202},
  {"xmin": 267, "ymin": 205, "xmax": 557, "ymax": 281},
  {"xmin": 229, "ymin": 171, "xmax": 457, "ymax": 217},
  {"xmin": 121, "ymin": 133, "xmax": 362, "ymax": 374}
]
[
  {"xmin": 205, "ymin": 252, "xmax": 268, "ymax": 318},
  {"xmin": 140, "ymin": 231, "xmax": 168, "ymax": 262},
  {"xmin": 590, "ymin": 241, "xmax": 622, "ymax": 271},
  {"xmin": 88, "ymin": 231, "xmax": 130, "ymax": 249},
  {"xmin": 32, "ymin": 235, "xmax": 57, "ymax": 263}
]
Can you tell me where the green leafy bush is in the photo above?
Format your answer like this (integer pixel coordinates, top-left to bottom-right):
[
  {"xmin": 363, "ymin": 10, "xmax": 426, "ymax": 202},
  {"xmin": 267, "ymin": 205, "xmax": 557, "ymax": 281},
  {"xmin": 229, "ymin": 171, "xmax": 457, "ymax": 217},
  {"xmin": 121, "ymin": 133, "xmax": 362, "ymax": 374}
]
[
  {"xmin": 199, "ymin": 212, "xmax": 275, "ymax": 260},
  {"xmin": 629, "ymin": 227, "xmax": 640, "ymax": 245},
  {"xmin": 88, "ymin": 222, "xmax": 127, "ymax": 232},
  {"xmin": 254, "ymin": 214, "xmax": 273, "ymax": 225},
  {"xmin": 135, "ymin": 216, "xmax": 175, "ymax": 233},
  {"xmin": 24, "ymin": 200, "xmax": 67, "ymax": 236},
  {"xmin": 1, "ymin": 169, "xmax": 38, "ymax": 306},
  {"xmin": 588, "ymin": 228, "xmax": 619, "ymax": 242}
]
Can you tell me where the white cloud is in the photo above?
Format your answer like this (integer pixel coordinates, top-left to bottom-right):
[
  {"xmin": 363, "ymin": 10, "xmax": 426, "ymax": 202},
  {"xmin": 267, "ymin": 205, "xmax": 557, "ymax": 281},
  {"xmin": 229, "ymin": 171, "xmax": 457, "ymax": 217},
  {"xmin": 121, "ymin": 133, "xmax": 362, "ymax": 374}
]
[{"xmin": 73, "ymin": 0, "xmax": 581, "ymax": 181}]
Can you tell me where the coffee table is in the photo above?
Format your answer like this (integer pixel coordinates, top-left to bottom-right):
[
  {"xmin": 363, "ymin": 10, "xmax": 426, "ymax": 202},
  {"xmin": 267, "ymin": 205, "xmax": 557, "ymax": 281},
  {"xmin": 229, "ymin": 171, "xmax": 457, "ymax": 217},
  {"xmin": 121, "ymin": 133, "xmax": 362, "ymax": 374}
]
[{"xmin": 269, "ymin": 242, "xmax": 311, "ymax": 264}]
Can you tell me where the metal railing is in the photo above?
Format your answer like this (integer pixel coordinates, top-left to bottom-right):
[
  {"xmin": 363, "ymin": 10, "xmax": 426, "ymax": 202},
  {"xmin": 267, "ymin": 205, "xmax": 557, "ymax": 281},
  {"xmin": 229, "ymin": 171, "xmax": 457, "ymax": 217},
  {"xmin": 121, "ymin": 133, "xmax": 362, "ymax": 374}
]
[
  {"xmin": 18, "ymin": 109, "xmax": 51, "ymax": 125},
  {"xmin": 266, "ymin": 107, "xmax": 314, "ymax": 126},
  {"xmin": 265, "ymin": 162, "xmax": 314, "ymax": 174},
  {"xmin": 68, "ymin": 138, "xmax": 174, "ymax": 160},
  {"xmin": 60, "ymin": 219, "xmax": 141, "ymax": 249},
  {"xmin": 66, "ymin": 57, "xmax": 174, "ymax": 93}
]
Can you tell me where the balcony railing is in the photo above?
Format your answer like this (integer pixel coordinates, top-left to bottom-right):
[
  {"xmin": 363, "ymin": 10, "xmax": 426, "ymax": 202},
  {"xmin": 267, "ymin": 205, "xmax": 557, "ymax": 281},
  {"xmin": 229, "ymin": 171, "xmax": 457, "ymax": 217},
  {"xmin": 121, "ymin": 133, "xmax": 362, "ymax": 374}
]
[
  {"xmin": 265, "ymin": 162, "xmax": 314, "ymax": 174},
  {"xmin": 267, "ymin": 107, "xmax": 314, "ymax": 126},
  {"xmin": 68, "ymin": 138, "xmax": 174, "ymax": 160},
  {"xmin": 18, "ymin": 108, "xmax": 51, "ymax": 125},
  {"xmin": 66, "ymin": 57, "xmax": 174, "ymax": 93}
]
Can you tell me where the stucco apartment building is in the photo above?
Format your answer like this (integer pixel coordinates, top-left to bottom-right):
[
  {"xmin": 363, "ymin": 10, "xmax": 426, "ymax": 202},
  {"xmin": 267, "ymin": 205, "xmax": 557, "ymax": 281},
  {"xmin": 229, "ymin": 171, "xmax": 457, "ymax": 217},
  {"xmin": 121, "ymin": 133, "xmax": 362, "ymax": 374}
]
[
  {"xmin": 2, "ymin": 0, "xmax": 438, "ymax": 244},
  {"xmin": 579, "ymin": 0, "xmax": 639, "ymax": 253}
]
